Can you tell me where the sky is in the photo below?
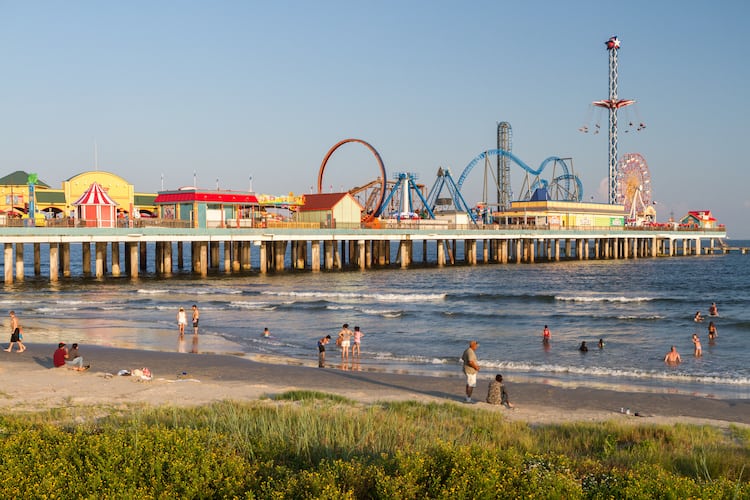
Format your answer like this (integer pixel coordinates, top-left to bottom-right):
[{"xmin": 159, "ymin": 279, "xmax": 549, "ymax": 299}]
[{"xmin": 1, "ymin": 1, "xmax": 748, "ymax": 237}]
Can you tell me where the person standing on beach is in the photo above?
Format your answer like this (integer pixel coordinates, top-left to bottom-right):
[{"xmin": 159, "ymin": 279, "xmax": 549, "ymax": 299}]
[
  {"xmin": 352, "ymin": 326, "xmax": 364, "ymax": 359},
  {"xmin": 337, "ymin": 324, "xmax": 353, "ymax": 363},
  {"xmin": 664, "ymin": 345, "xmax": 681, "ymax": 365},
  {"xmin": 461, "ymin": 340, "xmax": 479, "ymax": 403},
  {"xmin": 191, "ymin": 305, "xmax": 200, "ymax": 335},
  {"xmin": 542, "ymin": 325, "xmax": 551, "ymax": 345},
  {"xmin": 177, "ymin": 307, "xmax": 187, "ymax": 337},
  {"xmin": 318, "ymin": 335, "xmax": 331, "ymax": 368},
  {"xmin": 190, "ymin": 304, "xmax": 200, "ymax": 353},
  {"xmin": 5, "ymin": 310, "xmax": 25, "ymax": 353}
]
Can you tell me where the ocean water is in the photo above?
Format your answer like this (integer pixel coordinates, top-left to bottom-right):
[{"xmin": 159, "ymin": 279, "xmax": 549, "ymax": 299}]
[{"xmin": 2, "ymin": 239, "xmax": 748, "ymax": 399}]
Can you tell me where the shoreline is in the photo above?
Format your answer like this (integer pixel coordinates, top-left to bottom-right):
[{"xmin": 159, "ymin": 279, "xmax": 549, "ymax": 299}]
[{"xmin": 1, "ymin": 343, "xmax": 749, "ymax": 427}]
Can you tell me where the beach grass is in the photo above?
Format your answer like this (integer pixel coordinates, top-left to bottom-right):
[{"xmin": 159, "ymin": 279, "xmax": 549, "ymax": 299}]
[{"xmin": 0, "ymin": 392, "xmax": 747, "ymax": 498}]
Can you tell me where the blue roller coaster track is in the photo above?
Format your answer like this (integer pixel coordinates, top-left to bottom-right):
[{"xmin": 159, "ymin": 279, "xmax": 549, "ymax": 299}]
[{"xmin": 457, "ymin": 149, "xmax": 584, "ymax": 202}]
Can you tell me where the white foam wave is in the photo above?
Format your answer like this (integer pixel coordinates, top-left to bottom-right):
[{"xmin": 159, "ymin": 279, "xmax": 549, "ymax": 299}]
[
  {"xmin": 137, "ymin": 289, "xmax": 171, "ymax": 295},
  {"xmin": 229, "ymin": 301, "xmax": 277, "ymax": 311},
  {"xmin": 479, "ymin": 360, "xmax": 750, "ymax": 386},
  {"xmin": 556, "ymin": 295, "xmax": 653, "ymax": 303},
  {"xmin": 36, "ymin": 306, "xmax": 80, "ymax": 313},
  {"xmin": 262, "ymin": 290, "xmax": 446, "ymax": 302},
  {"xmin": 617, "ymin": 315, "xmax": 664, "ymax": 320}
]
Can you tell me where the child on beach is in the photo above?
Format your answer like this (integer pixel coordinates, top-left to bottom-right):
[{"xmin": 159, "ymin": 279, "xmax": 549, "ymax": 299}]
[
  {"xmin": 352, "ymin": 326, "xmax": 363, "ymax": 359},
  {"xmin": 692, "ymin": 333, "xmax": 702, "ymax": 357}
]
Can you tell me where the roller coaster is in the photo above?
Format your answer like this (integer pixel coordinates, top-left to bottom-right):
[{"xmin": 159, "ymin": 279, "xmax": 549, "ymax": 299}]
[
  {"xmin": 317, "ymin": 135, "xmax": 584, "ymax": 224},
  {"xmin": 458, "ymin": 149, "xmax": 583, "ymax": 205}
]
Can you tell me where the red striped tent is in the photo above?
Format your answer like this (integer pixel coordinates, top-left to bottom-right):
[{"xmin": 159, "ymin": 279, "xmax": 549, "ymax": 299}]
[{"xmin": 72, "ymin": 182, "xmax": 118, "ymax": 228}]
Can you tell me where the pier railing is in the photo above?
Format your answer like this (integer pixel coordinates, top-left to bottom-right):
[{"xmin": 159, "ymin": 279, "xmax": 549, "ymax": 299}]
[{"xmin": 0, "ymin": 216, "xmax": 726, "ymax": 234}]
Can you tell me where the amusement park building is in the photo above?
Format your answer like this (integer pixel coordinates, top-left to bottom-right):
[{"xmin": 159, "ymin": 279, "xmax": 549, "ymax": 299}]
[
  {"xmin": 493, "ymin": 200, "xmax": 626, "ymax": 228},
  {"xmin": 297, "ymin": 192, "xmax": 363, "ymax": 228},
  {"xmin": 153, "ymin": 188, "xmax": 260, "ymax": 228},
  {"xmin": 679, "ymin": 210, "xmax": 719, "ymax": 229},
  {"xmin": 0, "ymin": 170, "xmax": 157, "ymax": 221}
]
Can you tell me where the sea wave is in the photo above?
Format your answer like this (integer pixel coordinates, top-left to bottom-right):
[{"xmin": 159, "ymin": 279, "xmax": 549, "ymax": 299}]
[
  {"xmin": 229, "ymin": 301, "xmax": 278, "ymax": 311},
  {"xmin": 478, "ymin": 360, "xmax": 750, "ymax": 386},
  {"xmin": 555, "ymin": 295, "xmax": 654, "ymax": 303},
  {"xmin": 262, "ymin": 290, "xmax": 446, "ymax": 302}
]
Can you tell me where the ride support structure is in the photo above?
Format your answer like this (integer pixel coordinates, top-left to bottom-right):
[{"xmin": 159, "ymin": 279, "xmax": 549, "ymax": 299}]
[
  {"xmin": 497, "ymin": 122, "xmax": 512, "ymax": 212},
  {"xmin": 592, "ymin": 36, "xmax": 635, "ymax": 206},
  {"xmin": 423, "ymin": 167, "xmax": 476, "ymax": 223},
  {"xmin": 380, "ymin": 172, "xmax": 434, "ymax": 220}
]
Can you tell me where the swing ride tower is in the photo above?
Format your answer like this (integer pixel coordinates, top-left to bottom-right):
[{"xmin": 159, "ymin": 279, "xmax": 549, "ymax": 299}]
[{"xmin": 593, "ymin": 36, "xmax": 635, "ymax": 205}]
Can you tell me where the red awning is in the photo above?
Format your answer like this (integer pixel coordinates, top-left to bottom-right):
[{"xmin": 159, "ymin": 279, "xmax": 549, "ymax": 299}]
[{"xmin": 154, "ymin": 191, "xmax": 259, "ymax": 204}]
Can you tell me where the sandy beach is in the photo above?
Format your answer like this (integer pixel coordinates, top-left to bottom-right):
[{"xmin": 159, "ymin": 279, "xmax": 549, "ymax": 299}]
[{"xmin": 2, "ymin": 343, "xmax": 749, "ymax": 428}]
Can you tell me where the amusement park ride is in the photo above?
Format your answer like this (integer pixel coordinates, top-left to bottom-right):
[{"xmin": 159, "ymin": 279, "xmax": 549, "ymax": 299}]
[{"xmin": 313, "ymin": 36, "xmax": 651, "ymax": 226}]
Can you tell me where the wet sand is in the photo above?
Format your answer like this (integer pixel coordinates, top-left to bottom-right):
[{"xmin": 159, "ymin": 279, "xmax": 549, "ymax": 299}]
[{"xmin": 2, "ymin": 343, "xmax": 749, "ymax": 427}]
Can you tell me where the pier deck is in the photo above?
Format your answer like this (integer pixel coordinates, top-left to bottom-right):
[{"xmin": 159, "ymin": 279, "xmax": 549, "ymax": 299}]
[{"xmin": 0, "ymin": 225, "xmax": 730, "ymax": 282}]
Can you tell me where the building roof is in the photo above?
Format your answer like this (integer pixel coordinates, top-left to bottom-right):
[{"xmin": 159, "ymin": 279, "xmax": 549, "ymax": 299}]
[
  {"xmin": 72, "ymin": 182, "xmax": 118, "ymax": 206},
  {"xmin": 685, "ymin": 210, "xmax": 717, "ymax": 222},
  {"xmin": 299, "ymin": 192, "xmax": 361, "ymax": 211},
  {"xmin": 0, "ymin": 170, "xmax": 51, "ymax": 188},
  {"xmin": 154, "ymin": 189, "xmax": 259, "ymax": 204}
]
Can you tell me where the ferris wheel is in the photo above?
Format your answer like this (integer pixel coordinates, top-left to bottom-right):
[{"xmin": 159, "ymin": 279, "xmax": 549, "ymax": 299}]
[{"xmin": 616, "ymin": 153, "xmax": 652, "ymax": 219}]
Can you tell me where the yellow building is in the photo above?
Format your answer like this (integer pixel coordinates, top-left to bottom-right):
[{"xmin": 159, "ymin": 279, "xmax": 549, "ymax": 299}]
[
  {"xmin": 0, "ymin": 170, "xmax": 156, "ymax": 219},
  {"xmin": 494, "ymin": 200, "xmax": 626, "ymax": 228}
]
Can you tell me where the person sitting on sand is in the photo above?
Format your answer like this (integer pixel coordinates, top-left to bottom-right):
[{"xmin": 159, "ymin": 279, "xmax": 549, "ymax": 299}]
[
  {"xmin": 664, "ymin": 345, "xmax": 682, "ymax": 365},
  {"xmin": 53, "ymin": 342, "xmax": 89, "ymax": 371},
  {"xmin": 694, "ymin": 311, "xmax": 704, "ymax": 323},
  {"xmin": 486, "ymin": 374, "xmax": 514, "ymax": 408},
  {"xmin": 708, "ymin": 302, "xmax": 718, "ymax": 317},
  {"xmin": 579, "ymin": 341, "xmax": 588, "ymax": 352},
  {"xmin": 66, "ymin": 342, "xmax": 90, "ymax": 371}
]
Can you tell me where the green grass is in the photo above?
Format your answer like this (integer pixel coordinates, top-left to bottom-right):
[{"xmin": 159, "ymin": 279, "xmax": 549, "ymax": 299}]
[{"xmin": 0, "ymin": 391, "xmax": 747, "ymax": 498}]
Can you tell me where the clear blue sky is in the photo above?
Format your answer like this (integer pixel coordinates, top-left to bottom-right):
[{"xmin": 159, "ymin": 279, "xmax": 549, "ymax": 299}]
[{"xmin": 1, "ymin": 1, "xmax": 748, "ymax": 237}]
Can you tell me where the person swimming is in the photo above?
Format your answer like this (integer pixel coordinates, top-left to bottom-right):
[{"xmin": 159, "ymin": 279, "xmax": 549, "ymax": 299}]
[
  {"xmin": 664, "ymin": 345, "xmax": 681, "ymax": 365},
  {"xmin": 708, "ymin": 302, "xmax": 718, "ymax": 316},
  {"xmin": 578, "ymin": 341, "xmax": 588, "ymax": 352},
  {"xmin": 708, "ymin": 321, "xmax": 718, "ymax": 341},
  {"xmin": 694, "ymin": 311, "xmax": 704, "ymax": 322}
]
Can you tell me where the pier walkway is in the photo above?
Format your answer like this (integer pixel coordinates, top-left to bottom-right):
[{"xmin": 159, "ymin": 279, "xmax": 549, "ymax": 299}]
[{"xmin": 0, "ymin": 225, "xmax": 729, "ymax": 283}]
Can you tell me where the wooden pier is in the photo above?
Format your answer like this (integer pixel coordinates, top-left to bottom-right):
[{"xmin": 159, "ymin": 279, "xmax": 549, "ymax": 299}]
[{"xmin": 0, "ymin": 226, "xmax": 730, "ymax": 283}]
